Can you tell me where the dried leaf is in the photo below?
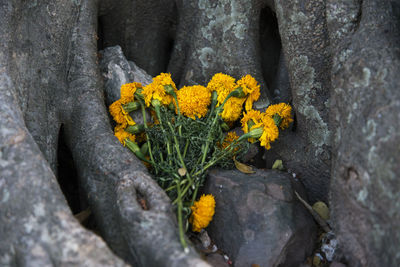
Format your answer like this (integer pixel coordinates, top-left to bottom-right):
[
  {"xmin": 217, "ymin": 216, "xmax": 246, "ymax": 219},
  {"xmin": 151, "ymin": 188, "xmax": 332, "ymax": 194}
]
[
  {"xmin": 74, "ymin": 208, "xmax": 91, "ymax": 223},
  {"xmin": 294, "ymin": 191, "xmax": 332, "ymax": 233},
  {"xmin": 178, "ymin": 167, "xmax": 187, "ymax": 176},
  {"xmin": 272, "ymin": 159, "xmax": 284, "ymax": 170},
  {"xmin": 234, "ymin": 156, "xmax": 255, "ymax": 174},
  {"xmin": 313, "ymin": 255, "xmax": 321, "ymax": 266},
  {"xmin": 312, "ymin": 201, "xmax": 330, "ymax": 220}
]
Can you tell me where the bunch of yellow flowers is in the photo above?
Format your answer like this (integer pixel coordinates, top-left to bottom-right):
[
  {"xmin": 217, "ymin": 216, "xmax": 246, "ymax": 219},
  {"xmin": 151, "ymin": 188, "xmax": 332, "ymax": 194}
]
[{"xmin": 109, "ymin": 72, "xmax": 293, "ymax": 249}]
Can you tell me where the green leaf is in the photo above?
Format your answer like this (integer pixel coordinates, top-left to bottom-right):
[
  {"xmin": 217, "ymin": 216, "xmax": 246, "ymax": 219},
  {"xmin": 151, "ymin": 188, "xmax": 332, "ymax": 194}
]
[{"xmin": 272, "ymin": 159, "xmax": 284, "ymax": 170}]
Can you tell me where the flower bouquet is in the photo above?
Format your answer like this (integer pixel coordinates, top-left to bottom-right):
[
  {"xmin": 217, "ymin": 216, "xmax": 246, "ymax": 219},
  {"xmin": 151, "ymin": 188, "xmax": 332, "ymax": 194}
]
[{"xmin": 109, "ymin": 73, "xmax": 293, "ymax": 250}]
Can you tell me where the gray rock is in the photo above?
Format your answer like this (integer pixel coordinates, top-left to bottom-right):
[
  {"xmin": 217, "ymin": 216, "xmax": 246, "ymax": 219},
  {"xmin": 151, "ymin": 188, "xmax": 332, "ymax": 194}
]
[
  {"xmin": 99, "ymin": 45, "xmax": 153, "ymax": 125},
  {"xmin": 128, "ymin": 60, "xmax": 153, "ymax": 86},
  {"xmin": 205, "ymin": 253, "xmax": 229, "ymax": 267},
  {"xmin": 204, "ymin": 169, "xmax": 317, "ymax": 267},
  {"xmin": 99, "ymin": 45, "xmax": 152, "ymax": 107}
]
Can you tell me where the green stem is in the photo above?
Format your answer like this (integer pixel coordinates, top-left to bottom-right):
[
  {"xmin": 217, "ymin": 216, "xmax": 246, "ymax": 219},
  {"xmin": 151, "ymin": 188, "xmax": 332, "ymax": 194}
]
[
  {"xmin": 165, "ymin": 179, "xmax": 187, "ymax": 192},
  {"xmin": 173, "ymin": 180, "xmax": 192, "ymax": 205},
  {"xmin": 207, "ymin": 91, "xmax": 218, "ymax": 122},
  {"xmin": 192, "ymin": 138, "xmax": 242, "ymax": 178},
  {"xmin": 176, "ymin": 179, "xmax": 188, "ymax": 250},
  {"xmin": 183, "ymin": 139, "xmax": 189, "ymax": 158},
  {"xmin": 199, "ymin": 90, "xmax": 234, "ymax": 166},
  {"xmin": 154, "ymin": 104, "xmax": 173, "ymax": 164},
  {"xmin": 167, "ymin": 122, "xmax": 193, "ymax": 185},
  {"xmin": 125, "ymin": 139, "xmax": 151, "ymax": 163},
  {"xmin": 122, "ymin": 101, "xmax": 141, "ymax": 112},
  {"xmin": 190, "ymin": 182, "xmax": 200, "ymax": 207},
  {"xmin": 200, "ymin": 113, "xmax": 220, "ymax": 165},
  {"xmin": 273, "ymin": 114, "xmax": 283, "ymax": 127},
  {"xmin": 199, "ymin": 89, "xmax": 238, "ymax": 165},
  {"xmin": 173, "ymin": 92, "xmax": 181, "ymax": 117},
  {"xmin": 138, "ymin": 99, "xmax": 156, "ymax": 171},
  {"xmin": 159, "ymin": 151, "xmax": 164, "ymax": 163},
  {"xmin": 164, "ymin": 85, "xmax": 181, "ymax": 118}
]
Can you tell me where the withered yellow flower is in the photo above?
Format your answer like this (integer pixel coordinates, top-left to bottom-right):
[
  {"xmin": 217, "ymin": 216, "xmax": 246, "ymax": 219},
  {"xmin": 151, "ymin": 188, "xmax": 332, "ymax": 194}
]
[
  {"xmin": 241, "ymin": 109, "xmax": 263, "ymax": 143},
  {"xmin": 265, "ymin": 103, "xmax": 293, "ymax": 129},
  {"xmin": 220, "ymin": 97, "xmax": 245, "ymax": 122},
  {"xmin": 120, "ymin": 82, "xmax": 142, "ymax": 104},
  {"xmin": 220, "ymin": 131, "xmax": 239, "ymax": 151},
  {"xmin": 109, "ymin": 100, "xmax": 126, "ymax": 125},
  {"xmin": 177, "ymin": 85, "xmax": 211, "ymax": 119},
  {"xmin": 259, "ymin": 115, "xmax": 279, "ymax": 150},
  {"xmin": 236, "ymin": 75, "xmax": 260, "ymax": 111},
  {"xmin": 109, "ymin": 99, "xmax": 136, "ymax": 126},
  {"xmin": 114, "ymin": 124, "xmax": 136, "ymax": 146},
  {"xmin": 143, "ymin": 73, "xmax": 177, "ymax": 107},
  {"xmin": 207, "ymin": 73, "xmax": 236, "ymax": 105},
  {"xmin": 189, "ymin": 194, "xmax": 216, "ymax": 232}
]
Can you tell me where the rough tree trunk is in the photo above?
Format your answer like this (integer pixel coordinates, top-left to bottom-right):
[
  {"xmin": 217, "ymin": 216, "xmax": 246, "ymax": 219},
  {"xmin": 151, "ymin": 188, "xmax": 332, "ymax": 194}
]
[
  {"xmin": 328, "ymin": 1, "xmax": 400, "ymax": 266},
  {"xmin": 0, "ymin": 1, "xmax": 207, "ymax": 266},
  {"xmin": 1, "ymin": 0, "xmax": 399, "ymax": 266}
]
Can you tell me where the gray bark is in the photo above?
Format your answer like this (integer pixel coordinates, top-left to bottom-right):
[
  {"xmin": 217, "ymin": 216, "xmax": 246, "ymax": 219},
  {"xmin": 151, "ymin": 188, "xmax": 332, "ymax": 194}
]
[
  {"xmin": 1, "ymin": 0, "xmax": 399, "ymax": 266},
  {"xmin": 328, "ymin": 1, "xmax": 400, "ymax": 266},
  {"xmin": 0, "ymin": 0, "xmax": 208, "ymax": 266}
]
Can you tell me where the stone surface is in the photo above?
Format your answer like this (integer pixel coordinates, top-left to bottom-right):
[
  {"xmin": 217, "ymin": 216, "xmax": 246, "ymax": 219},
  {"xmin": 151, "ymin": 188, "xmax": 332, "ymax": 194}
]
[
  {"xmin": 205, "ymin": 253, "xmax": 230, "ymax": 267},
  {"xmin": 99, "ymin": 45, "xmax": 152, "ymax": 125},
  {"xmin": 328, "ymin": 1, "xmax": 400, "ymax": 266},
  {"xmin": 99, "ymin": 45, "xmax": 152, "ymax": 107},
  {"xmin": 204, "ymin": 169, "xmax": 317, "ymax": 267}
]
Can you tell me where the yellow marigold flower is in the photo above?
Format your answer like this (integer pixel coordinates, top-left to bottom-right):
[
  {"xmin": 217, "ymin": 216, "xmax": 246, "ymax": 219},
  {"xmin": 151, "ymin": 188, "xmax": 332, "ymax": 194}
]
[
  {"xmin": 236, "ymin": 75, "xmax": 260, "ymax": 111},
  {"xmin": 241, "ymin": 110, "xmax": 263, "ymax": 133},
  {"xmin": 114, "ymin": 124, "xmax": 136, "ymax": 146},
  {"xmin": 220, "ymin": 131, "xmax": 239, "ymax": 150},
  {"xmin": 241, "ymin": 110, "xmax": 263, "ymax": 143},
  {"xmin": 120, "ymin": 82, "xmax": 141, "ymax": 104},
  {"xmin": 143, "ymin": 73, "xmax": 177, "ymax": 107},
  {"xmin": 109, "ymin": 100, "xmax": 136, "ymax": 126},
  {"xmin": 259, "ymin": 115, "xmax": 279, "ymax": 150},
  {"xmin": 121, "ymin": 106, "xmax": 136, "ymax": 126},
  {"xmin": 189, "ymin": 194, "xmax": 216, "ymax": 232},
  {"xmin": 265, "ymin": 103, "xmax": 293, "ymax": 129},
  {"xmin": 220, "ymin": 97, "xmax": 245, "ymax": 122},
  {"xmin": 207, "ymin": 73, "xmax": 236, "ymax": 105},
  {"xmin": 109, "ymin": 100, "xmax": 126, "ymax": 125},
  {"xmin": 177, "ymin": 85, "xmax": 211, "ymax": 119}
]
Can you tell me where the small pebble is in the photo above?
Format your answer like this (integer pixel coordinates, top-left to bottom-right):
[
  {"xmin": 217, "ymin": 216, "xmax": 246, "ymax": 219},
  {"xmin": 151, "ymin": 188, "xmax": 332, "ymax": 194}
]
[{"xmin": 199, "ymin": 230, "xmax": 211, "ymax": 248}]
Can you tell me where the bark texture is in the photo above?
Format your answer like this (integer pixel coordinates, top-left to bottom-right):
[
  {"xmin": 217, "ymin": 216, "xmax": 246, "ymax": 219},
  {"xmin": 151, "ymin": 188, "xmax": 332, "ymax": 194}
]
[
  {"xmin": 328, "ymin": 1, "xmax": 400, "ymax": 266},
  {"xmin": 0, "ymin": 0, "xmax": 208, "ymax": 266},
  {"xmin": 1, "ymin": 0, "xmax": 399, "ymax": 266}
]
